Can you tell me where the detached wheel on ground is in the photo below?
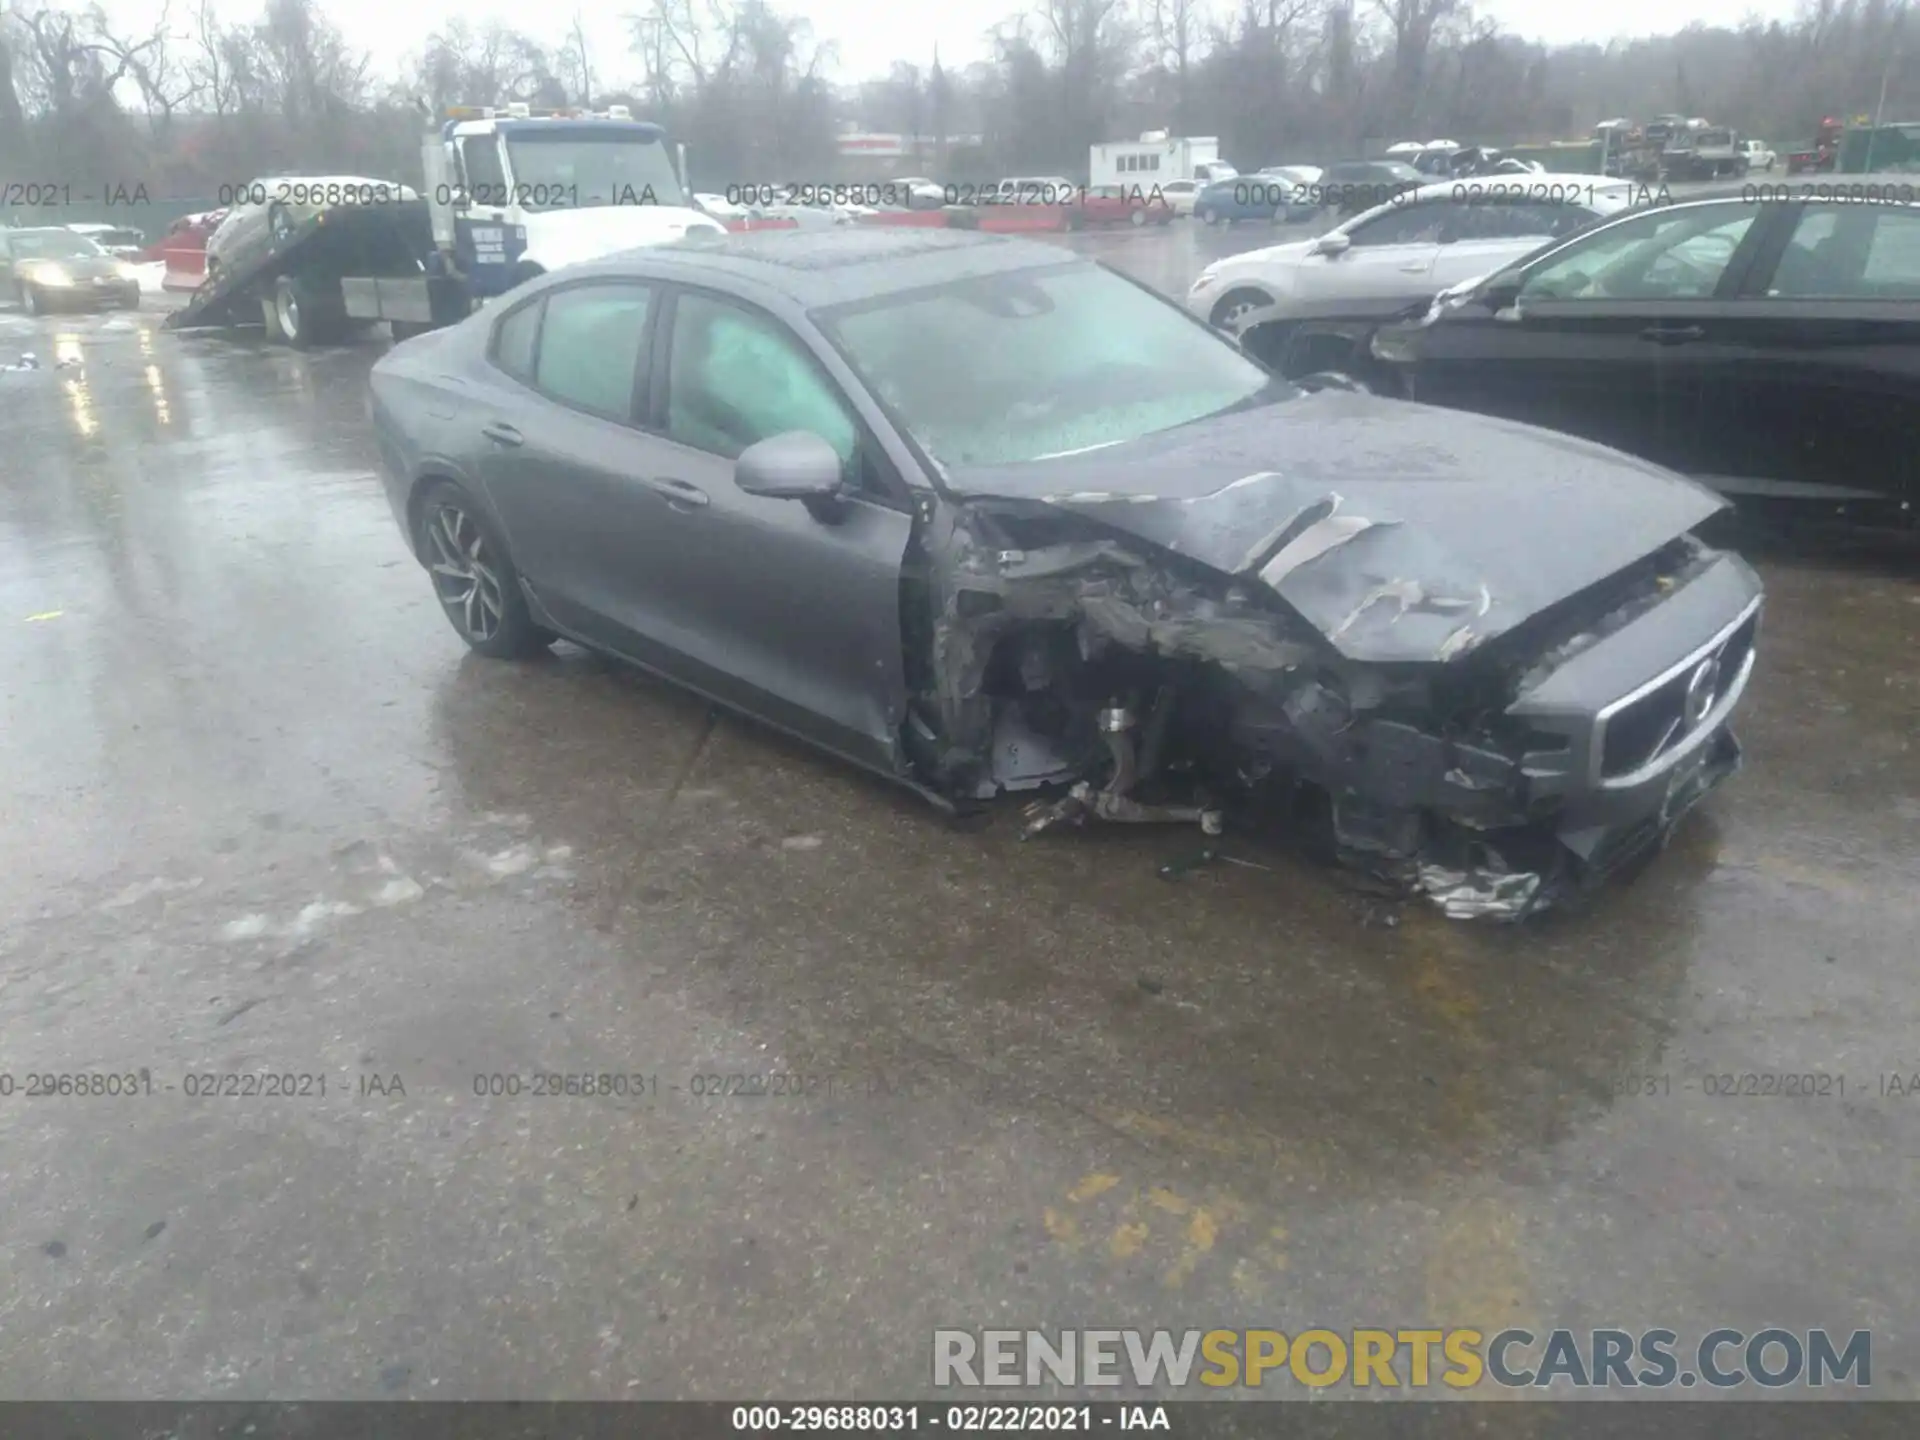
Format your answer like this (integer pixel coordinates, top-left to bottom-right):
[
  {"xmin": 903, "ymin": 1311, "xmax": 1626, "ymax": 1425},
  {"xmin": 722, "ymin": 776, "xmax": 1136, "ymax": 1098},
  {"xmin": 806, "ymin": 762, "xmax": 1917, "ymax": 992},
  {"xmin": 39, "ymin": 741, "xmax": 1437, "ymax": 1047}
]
[{"xmin": 415, "ymin": 480, "xmax": 554, "ymax": 659}]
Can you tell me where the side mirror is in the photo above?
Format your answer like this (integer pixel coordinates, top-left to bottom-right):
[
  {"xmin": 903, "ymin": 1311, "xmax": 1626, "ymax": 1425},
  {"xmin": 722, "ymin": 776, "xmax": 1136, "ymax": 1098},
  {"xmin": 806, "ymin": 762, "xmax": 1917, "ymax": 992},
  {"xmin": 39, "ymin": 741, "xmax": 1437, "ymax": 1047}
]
[
  {"xmin": 735, "ymin": 431, "xmax": 845, "ymax": 501},
  {"xmin": 1480, "ymin": 277, "xmax": 1524, "ymax": 311},
  {"xmin": 1313, "ymin": 231, "xmax": 1351, "ymax": 257}
]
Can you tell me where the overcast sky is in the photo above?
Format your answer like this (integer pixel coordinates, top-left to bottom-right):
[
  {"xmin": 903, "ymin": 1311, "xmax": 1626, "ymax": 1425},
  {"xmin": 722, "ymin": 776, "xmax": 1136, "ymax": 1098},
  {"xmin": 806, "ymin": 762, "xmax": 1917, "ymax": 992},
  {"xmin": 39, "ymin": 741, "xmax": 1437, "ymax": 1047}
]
[{"xmin": 106, "ymin": 0, "xmax": 1791, "ymax": 95}]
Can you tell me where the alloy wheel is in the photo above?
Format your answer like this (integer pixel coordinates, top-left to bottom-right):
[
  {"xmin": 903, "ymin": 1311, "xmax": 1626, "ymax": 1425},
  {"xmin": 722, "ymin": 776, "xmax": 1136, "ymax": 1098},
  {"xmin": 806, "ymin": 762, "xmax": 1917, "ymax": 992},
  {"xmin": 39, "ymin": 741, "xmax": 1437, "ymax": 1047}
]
[
  {"xmin": 426, "ymin": 503, "xmax": 507, "ymax": 643},
  {"xmin": 1214, "ymin": 296, "xmax": 1265, "ymax": 333}
]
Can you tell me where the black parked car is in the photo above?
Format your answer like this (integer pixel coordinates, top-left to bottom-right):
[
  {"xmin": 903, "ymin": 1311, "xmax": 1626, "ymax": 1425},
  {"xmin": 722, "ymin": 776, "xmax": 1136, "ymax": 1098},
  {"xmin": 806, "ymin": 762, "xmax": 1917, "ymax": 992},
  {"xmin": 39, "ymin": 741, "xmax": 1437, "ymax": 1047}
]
[{"xmin": 1368, "ymin": 193, "xmax": 1920, "ymax": 522}]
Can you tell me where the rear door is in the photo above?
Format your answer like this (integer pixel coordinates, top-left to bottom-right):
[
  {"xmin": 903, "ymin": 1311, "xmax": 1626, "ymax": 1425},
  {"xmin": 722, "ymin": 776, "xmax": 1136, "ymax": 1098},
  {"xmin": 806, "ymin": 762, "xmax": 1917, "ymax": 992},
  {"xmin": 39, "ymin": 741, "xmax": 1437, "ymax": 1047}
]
[
  {"xmin": 467, "ymin": 279, "xmax": 660, "ymax": 642},
  {"xmin": 621, "ymin": 285, "xmax": 914, "ymax": 774},
  {"xmin": 1705, "ymin": 200, "xmax": 1920, "ymax": 509},
  {"xmin": 1404, "ymin": 200, "xmax": 1768, "ymax": 471}
]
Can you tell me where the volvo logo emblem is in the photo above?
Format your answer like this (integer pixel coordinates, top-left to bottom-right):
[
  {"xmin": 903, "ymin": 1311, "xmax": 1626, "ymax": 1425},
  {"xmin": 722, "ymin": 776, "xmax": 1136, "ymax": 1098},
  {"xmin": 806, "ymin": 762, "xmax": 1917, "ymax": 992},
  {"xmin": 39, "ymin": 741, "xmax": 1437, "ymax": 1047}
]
[{"xmin": 1682, "ymin": 654, "xmax": 1721, "ymax": 730}]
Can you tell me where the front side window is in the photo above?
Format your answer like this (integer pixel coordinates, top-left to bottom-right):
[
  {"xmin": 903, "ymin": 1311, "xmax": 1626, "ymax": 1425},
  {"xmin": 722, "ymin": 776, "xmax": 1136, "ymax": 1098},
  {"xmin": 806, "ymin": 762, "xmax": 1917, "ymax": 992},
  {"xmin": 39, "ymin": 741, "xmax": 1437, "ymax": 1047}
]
[
  {"xmin": 505, "ymin": 134, "xmax": 688, "ymax": 211},
  {"xmin": 665, "ymin": 293, "xmax": 858, "ymax": 469},
  {"xmin": 1518, "ymin": 204, "xmax": 1757, "ymax": 302},
  {"xmin": 817, "ymin": 261, "xmax": 1279, "ymax": 467},
  {"xmin": 1766, "ymin": 203, "xmax": 1920, "ymax": 299},
  {"xmin": 531, "ymin": 284, "xmax": 652, "ymax": 418},
  {"xmin": 1444, "ymin": 199, "xmax": 1599, "ymax": 243}
]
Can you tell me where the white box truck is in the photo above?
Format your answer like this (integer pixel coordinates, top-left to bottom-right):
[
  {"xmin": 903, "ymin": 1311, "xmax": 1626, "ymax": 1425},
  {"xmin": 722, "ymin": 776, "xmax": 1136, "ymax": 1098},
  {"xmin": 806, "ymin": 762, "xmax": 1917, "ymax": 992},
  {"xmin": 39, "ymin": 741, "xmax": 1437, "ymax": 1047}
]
[{"xmin": 1088, "ymin": 133, "xmax": 1236, "ymax": 189}]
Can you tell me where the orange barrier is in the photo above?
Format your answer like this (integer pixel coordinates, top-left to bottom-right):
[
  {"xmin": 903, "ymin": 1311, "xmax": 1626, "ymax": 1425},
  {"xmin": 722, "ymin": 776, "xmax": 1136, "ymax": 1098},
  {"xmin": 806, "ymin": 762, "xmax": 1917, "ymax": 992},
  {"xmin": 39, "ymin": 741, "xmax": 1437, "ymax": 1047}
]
[
  {"xmin": 855, "ymin": 208, "xmax": 952, "ymax": 228},
  {"xmin": 161, "ymin": 235, "xmax": 210, "ymax": 292}
]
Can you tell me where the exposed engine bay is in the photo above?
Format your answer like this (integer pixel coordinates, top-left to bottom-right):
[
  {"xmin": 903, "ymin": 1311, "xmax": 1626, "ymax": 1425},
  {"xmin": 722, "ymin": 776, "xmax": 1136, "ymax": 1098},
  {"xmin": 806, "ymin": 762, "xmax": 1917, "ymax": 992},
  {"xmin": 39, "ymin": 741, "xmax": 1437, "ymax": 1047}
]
[{"xmin": 899, "ymin": 497, "xmax": 1733, "ymax": 921}]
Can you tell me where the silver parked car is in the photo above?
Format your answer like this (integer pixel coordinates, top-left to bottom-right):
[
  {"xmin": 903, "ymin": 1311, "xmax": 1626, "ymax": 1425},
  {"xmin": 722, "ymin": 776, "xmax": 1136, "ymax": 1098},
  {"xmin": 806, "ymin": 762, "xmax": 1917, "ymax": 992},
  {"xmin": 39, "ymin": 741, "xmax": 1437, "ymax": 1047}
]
[
  {"xmin": 1, "ymin": 227, "xmax": 142, "ymax": 312},
  {"xmin": 366, "ymin": 229, "xmax": 1761, "ymax": 919}
]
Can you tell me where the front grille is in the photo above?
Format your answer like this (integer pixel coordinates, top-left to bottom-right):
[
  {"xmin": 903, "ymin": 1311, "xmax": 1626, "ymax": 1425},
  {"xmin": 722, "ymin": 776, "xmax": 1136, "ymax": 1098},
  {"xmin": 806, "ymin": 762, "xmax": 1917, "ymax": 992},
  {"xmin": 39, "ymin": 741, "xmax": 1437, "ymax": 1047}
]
[{"xmin": 1599, "ymin": 610, "xmax": 1758, "ymax": 780}]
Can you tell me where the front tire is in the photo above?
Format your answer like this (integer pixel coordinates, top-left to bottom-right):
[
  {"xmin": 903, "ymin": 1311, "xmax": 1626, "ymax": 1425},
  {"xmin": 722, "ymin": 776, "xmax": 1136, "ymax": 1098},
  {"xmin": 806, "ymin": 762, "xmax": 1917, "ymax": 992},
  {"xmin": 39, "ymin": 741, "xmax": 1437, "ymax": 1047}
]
[
  {"xmin": 1209, "ymin": 288, "xmax": 1273, "ymax": 334},
  {"xmin": 1198, "ymin": 206, "xmax": 1220, "ymax": 226},
  {"xmin": 1129, "ymin": 207, "xmax": 1147, "ymax": 227},
  {"xmin": 416, "ymin": 481, "xmax": 554, "ymax": 659}
]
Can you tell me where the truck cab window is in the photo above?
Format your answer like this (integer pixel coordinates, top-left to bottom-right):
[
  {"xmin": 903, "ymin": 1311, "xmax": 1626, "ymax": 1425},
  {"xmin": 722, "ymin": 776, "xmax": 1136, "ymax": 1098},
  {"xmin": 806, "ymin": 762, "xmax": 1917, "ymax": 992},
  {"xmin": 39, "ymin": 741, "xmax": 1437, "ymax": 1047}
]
[{"xmin": 461, "ymin": 137, "xmax": 507, "ymax": 196}]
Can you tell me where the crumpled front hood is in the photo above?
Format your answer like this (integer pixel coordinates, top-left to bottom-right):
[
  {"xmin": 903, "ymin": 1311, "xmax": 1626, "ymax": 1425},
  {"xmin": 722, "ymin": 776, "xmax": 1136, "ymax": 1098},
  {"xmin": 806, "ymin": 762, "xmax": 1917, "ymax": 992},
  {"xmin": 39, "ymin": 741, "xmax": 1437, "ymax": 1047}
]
[
  {"xmin": 521, "ymin": 206, "xmax": 725, "ymax": 270},
  {"xmin": 943, "ymin": 391, "xmax": 1728, "ymax": 664}
]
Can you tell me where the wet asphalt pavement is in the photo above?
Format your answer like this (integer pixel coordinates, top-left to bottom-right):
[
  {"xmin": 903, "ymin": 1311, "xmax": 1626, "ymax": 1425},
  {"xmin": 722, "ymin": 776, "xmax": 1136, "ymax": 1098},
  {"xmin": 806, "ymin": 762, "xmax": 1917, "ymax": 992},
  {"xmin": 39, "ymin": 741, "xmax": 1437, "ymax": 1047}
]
[{"xmin": 1, "ymin": 223, "xmax": 1916, "ymax": 1403}]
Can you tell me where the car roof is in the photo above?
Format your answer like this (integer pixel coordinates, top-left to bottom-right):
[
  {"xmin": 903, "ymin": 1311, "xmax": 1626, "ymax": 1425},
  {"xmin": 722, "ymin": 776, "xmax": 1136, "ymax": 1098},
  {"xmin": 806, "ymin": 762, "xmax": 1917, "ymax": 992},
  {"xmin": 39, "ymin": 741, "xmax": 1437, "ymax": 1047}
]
[
  {"xmin": 569, "ymin": 228, "xmax": 1084, "ymax": 309},
  {"xmin": 1411, "ymin": 173, "xmax": 1635, "ymax": 201}
]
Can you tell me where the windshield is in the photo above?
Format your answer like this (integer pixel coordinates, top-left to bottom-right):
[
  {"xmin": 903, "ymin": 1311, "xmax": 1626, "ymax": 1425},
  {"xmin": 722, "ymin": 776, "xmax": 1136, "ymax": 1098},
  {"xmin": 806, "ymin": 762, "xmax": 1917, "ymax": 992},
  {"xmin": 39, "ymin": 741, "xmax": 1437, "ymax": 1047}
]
[
  {"xmin": 816, "ymin": 261, "xmax": 1280, "ymax": 467},
  {"xmin": 8, "ymin": 230, "xmax": 104, "ymax": 260},
  {"xmin": 503, "ymin": 134, "xmax": 688, "ymax": 212}
]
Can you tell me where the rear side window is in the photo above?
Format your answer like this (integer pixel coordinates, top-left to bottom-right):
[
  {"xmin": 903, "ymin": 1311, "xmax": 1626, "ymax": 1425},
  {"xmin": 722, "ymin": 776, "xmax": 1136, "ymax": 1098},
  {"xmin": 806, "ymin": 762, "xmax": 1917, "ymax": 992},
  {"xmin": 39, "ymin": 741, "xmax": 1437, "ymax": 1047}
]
[
  {"xmin": 532, "ymin": 284, "xmax": 653, "ymax": 419},
  {"xmin": 492, "ymin": 299, "xmax": 541, "ymax": 383},
  {"xmin": 1767, "ymin": 204, "xmax": 1920, "ymax": 299},
  {"xmin": 1348, "ymin": 200, "xmax": 1449, "ymax": 246}
]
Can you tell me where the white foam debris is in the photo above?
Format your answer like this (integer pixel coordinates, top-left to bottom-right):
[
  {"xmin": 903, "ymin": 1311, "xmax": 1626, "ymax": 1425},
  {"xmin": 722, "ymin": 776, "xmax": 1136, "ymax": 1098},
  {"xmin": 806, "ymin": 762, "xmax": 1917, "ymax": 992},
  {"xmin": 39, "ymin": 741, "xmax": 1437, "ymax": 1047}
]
[
  {"xmin": 780, "ymin": 834, "xmax": 824, "ymax": 851},
  {"xmin": 484, "ymin": 845, "xmax": 538, "ymax": 877},
  {"xmin": 371, "ymin": 877, "xmax": 425, "ymax": 906},
  {"xmin": 288, "ymin": 899, "xmax": 362, "ymax": 938},
  {"xmin": 544, "ymin": 845, "xmax": 573, "ymax": 863},
  {"xmin": 220, "ymin": 915, "xmax": 271, "ymax": 941},
  {"xmin": 103, "ymin": 876, "xmax": 203, "ymax": 909}
]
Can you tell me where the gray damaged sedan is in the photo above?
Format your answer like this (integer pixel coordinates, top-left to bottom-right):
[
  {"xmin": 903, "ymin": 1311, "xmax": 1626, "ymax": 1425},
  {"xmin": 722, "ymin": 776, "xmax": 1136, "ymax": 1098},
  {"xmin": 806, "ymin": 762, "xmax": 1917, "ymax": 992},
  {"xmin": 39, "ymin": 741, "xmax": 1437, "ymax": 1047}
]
[{"xmin": 368, "ymin": 229, "xmax": 1762, "ymax": 919}]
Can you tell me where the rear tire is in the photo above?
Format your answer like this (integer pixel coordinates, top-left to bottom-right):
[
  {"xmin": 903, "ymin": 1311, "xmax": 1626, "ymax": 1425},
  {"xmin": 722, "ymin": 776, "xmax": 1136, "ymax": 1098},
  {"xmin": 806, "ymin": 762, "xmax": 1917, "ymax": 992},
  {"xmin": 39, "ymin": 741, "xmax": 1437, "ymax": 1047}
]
[
  {"xmin": 1198, "ymin": 206, "xmax": 1220, "ymax": 226},
  {"xmin": 24, "ymin": 284, "xmax": 47, "ymax": 316},
  {"xmin": 1129, "ymin": 207, "xmax": 1147, "ymax": 227},
  {"xmin": 273, "ymin": 275, "xmax": 311, "ymax": 349},
  {"xmin": 269, "ymin": 274, "xmax": 348, "ymax": 349},
  {"xmin": 415, "ymin": 480, "xmax": 554, "ymax": 659}
]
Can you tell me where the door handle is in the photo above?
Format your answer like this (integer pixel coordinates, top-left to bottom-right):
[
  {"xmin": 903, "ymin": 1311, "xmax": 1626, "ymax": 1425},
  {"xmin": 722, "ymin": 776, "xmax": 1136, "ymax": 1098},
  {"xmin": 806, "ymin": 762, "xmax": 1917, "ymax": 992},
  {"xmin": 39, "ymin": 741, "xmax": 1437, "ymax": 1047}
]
[
  {"xmin": 481, "ymin": 421, "xmax": 523, "ymax": 447},
  {"xmin": 1640, "ymin": 324, "xmax": 1705, "ymax": 345},
  {"xmin": 645, "ymin": 476, "xmax": 709, "ymax": 508},
  {"xmin": 1398, "ymin": 262, "xmax": 1430, "ymax": 272}
]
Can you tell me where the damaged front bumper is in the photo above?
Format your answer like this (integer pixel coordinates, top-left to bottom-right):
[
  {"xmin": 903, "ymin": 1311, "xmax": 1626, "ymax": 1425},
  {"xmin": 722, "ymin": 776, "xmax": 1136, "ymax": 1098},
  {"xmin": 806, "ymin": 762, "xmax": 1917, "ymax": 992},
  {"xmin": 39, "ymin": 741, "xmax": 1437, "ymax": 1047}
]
[{"xmin": 914, "ymin": 481, "xmax": 1762, "ymax": 922}]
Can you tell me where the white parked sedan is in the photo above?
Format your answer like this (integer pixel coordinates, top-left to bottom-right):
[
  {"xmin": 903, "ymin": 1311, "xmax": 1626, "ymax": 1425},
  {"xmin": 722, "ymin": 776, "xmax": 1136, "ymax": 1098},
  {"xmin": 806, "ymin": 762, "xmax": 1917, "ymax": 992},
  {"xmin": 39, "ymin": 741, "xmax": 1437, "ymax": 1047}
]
[
  {"xmin": 1186, "ymin": 175, "xmax": 1637, "ymax": 331},
  {"xmin": 1159, "ymin": 179, "xmax": 1201, "ymax": 217}
]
